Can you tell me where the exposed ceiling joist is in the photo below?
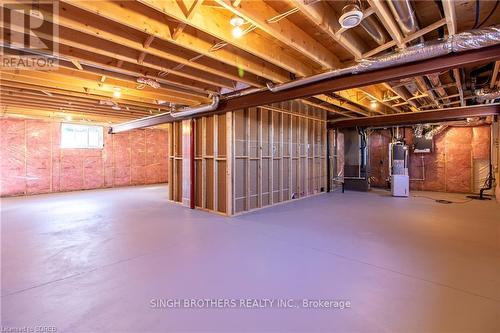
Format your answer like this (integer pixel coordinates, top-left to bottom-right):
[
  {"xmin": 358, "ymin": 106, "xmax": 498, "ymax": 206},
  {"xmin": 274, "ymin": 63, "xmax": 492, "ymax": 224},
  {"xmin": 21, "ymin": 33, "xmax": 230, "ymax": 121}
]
[
  {"xmin": 214, "ymin": 0, "xmax": 342, "ymax": 69},
  {"xmin": 137, "ymin": 0, "xmax": 316, "ymax": 76},
  {"xmin": 110, "ymin": 45, "xmax": 500, "ymax": 131},
  {"xmin": 63, "ymin": 0, "xmax": 290, "ymax": 83}
]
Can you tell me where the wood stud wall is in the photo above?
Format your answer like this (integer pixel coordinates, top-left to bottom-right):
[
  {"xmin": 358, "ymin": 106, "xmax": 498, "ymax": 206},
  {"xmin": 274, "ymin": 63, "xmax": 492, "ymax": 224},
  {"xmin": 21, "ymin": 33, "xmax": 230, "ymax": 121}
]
[
  {"xmin": 168, "ymin": 100, "xmax": 327, "ymax": 216},
  {"xmin": 233, "ymin": 101, "xmax": 327, "ymax": 215},
  {"xmin": 168, "ymin": 122, "xmax": 182, "ymax": 203},
  {"xmin": 169, "ymin": 113, "xmax": 232, "ymax": 214}
]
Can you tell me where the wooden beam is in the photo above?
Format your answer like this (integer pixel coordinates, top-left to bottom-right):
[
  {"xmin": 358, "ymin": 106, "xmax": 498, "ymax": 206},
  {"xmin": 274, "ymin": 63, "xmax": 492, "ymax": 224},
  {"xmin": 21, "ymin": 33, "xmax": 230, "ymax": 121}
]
[
  {"xmin": 172, "ymin": 0, "xmax": 203, "ymax": 40},
  {"xmin": 110, "ymin": 45, "xmax": 500, "ymax": 131},
  {"xmin": 137, "ymin": 0, "xmax": 316, "ymax": 76},
  {"xmin": 368, "ymin": 0, "xmax": 404, "ymax": 47},
  {"xmin": 442, "ymin": 0, "xmax": 464, "ymax": 107},
  {"xmin": 62, "ymin": 0, "xmax": 290, "ymax": 83},
  {"xmin": 1, "ymin": 69, "xmax": 199, "ymax": 106},
  {"xmin": 490, "ymin": 61, "xmax": 500, "ymax": 89},
  {"xmin": 315, "ymin": 94, "xmax": 369, "ymax": 117},
  {"xmin": 357, "ymin": 86, "xmax": 402, "ymax": 113},
  {"xmin": 143, "ymin": 35, "xmax": 155, "ymax": 48},
  {"xmin": 442, "ymin": 0, "xmax": 457, "ymax": 35},
  {"xmin": 0, "ymin": 87, "xmax": 156, "ymax": 114},
  {"xmin": 0, "ymin": 81, "xmax": 169, "ymax": 110},
  {"xmin": 331, "ymin": 104, "xmax": 499, "ymax": 128},
  {"xmin": 0, "ymin": 97, "xmax": 147, "ymax": 119},
  {"xmin": 362, "ymin": 19, "xmax": 447, "ymax": 58},
  {"xmin": 3, "ymin": 18, "xmax": 228, "ymax": 92},
  {"xmin": 214, "ymin": 0, "xmax": 342, "ymax": 69},
  {"xmin": 135, "ymin": 0, "xmax": 386, "ymax": 114},
  {"xmin": 71, "ymin": 59, "xmax": 83, "ymax": 70},
  {"xmin": 1, "ymin": 106, "xmax": 135, "ymax": 123},
  {"xmin": 301, "ymin": 99, "xmax": 357, "ymax": 118},
  {"xmin": 290, "ymin": 0, "xmax": 365, "ymax": 59}
]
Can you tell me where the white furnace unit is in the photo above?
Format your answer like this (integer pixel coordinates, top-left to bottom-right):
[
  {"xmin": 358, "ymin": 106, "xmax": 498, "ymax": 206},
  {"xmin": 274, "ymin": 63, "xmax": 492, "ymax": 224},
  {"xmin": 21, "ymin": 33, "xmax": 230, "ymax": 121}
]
[{"xmin": 389, "ymin": 142, "xmax": 409, "ymax": 197}]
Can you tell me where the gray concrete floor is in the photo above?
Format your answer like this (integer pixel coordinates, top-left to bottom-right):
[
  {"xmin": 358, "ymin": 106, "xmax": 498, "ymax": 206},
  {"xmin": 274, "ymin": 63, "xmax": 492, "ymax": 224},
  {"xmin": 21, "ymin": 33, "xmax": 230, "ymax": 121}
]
[{"xmin": 1, "ymin": 185, "xmax": 499, "ymax": 333}]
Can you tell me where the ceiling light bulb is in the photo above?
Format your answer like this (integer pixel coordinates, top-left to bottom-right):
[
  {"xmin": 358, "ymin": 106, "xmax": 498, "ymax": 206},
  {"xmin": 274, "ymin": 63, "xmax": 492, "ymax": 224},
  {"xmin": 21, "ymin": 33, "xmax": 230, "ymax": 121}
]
[
  {"xmin": 230, "ymin": 15, "xmax": 244, "ymax": 27},
  {"xmin": 113, "ymin": 87, "xmax": 121, "ymax": 98},
  {"xmin": 65, "ymin": 115, "xmax": 72, "ymax": 121},
  {"xmin": 370, "ymin": 100, "xmax": 378, "ymax": 109},
  {"xmin": 232, "ymin": 26, "xmax": 243, "ymax": 38}
]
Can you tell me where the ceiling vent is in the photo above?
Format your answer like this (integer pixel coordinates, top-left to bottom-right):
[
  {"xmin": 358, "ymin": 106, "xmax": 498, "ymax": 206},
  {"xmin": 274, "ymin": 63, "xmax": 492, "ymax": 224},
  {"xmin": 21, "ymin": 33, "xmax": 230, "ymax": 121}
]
[{"xmin": 339, "ymin": 1, "xmax": 364, "ymax": 29}]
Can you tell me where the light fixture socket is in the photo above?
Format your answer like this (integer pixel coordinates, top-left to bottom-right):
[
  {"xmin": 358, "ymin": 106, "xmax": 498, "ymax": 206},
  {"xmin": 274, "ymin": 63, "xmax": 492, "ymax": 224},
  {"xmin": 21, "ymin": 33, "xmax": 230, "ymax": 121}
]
[
  {"xmin": 230, "ymin": 15, "xmax": 244, "ymax": 27},
  {"xmin": 339, "ymin": 0, "xmax": 364, "ymax": 29}
]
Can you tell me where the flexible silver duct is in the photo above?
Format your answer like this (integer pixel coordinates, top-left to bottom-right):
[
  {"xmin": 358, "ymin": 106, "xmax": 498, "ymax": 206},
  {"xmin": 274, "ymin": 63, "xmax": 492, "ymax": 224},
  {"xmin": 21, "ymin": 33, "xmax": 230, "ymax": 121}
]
[
  {"xmin": 387, "ymin": 0, "xmax": 418, "ymax": 36},
  {"xmin": 267, "ymin": 25, "xmax": 500, "ymax": 93},
  {"xmin": 475, "ymin": 88, "xmax": 500, "ymax": 102},
  {"xmin": 360, "ymin": 15, "xmax": 388, "ymax": 45},
  {"xmin": 170, "ymin": 95, "xmax": 220, "ymax": 118}
]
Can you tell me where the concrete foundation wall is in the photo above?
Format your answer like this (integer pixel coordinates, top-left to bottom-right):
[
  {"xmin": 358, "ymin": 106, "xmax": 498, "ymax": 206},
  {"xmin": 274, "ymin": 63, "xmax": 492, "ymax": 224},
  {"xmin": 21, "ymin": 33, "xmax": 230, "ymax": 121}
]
[
  {"xmin": 369, "ymin": 125, "xmax": 491, "ymax": 194},
  {"xmin": 1, "ymin": 118, "xmax": 168, "ymax": 197}
]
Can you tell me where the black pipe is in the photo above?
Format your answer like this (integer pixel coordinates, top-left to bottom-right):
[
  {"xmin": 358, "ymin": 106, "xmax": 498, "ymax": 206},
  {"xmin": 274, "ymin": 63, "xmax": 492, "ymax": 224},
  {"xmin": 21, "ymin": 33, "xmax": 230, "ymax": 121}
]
[{"xmin": 327, "ymin": 129, "xmax": 331, "ymax": 193}]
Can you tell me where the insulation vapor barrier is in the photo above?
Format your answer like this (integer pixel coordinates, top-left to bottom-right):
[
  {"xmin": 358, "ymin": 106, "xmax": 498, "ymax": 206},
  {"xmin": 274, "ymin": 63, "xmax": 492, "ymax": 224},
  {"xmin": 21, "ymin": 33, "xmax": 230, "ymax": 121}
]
[
  {"xmin": 368, "ymin": 125, "xmax": 491, "ymax": 193},
  {"xmin": 0, "ymin": 118, "xmax": 169, "ymax": 197}
]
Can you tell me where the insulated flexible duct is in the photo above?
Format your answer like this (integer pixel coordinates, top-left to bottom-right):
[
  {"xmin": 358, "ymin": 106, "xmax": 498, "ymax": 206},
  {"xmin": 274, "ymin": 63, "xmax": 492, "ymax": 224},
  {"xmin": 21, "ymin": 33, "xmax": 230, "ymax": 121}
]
[
  {"xmin": 475, "ymin": 88, "xmax": 500, "ymax": 102},
  {"xmin": 267, "ymin": 25, "xmax": 500, "ymax": 92}
]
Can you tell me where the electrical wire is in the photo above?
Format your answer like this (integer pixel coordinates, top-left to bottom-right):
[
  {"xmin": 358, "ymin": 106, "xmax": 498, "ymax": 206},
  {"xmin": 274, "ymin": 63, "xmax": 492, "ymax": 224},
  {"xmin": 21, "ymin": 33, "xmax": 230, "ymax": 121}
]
[
  {"xmin": 477, "ymin": 0, "xmax": 499, "ymax": 28},
  {"xmin": 412, "ymin": 195, "xmax": 473, "ymax": 204}
]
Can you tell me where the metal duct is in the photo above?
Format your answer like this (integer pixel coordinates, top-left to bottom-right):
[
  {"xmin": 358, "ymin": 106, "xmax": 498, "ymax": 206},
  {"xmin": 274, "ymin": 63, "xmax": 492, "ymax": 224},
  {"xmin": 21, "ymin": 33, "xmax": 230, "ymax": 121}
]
[
  {"xmin": 475, "ymin": 88, "xmax": 500, "ymax": 102},
  {"xmin": 387, "ymin": 0, "xmax": 418, "ymax": 35},
  {"xmin": 360, "ymin": 15, "xmax": 388, "ymax": 45},
  {"xmin": 170, "ymin": 95, "xmax": 220, "ymax": 118},
  {"xmin": 267, "ymin": 25, "xmax": 500, "ymax": 93}
]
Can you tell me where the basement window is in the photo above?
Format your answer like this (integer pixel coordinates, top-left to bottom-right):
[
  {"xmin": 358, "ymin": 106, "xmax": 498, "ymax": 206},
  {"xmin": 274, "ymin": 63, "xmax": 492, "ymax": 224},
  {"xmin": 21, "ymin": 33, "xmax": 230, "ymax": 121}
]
[{"xmin": 61, "ymin": 123, "xmax": 104, "ymax": 149}]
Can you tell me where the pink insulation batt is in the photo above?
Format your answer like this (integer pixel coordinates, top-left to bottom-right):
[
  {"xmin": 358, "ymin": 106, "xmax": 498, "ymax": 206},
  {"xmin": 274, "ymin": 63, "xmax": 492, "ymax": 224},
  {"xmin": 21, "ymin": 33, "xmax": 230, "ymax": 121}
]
[
  {"xmin": 368, "ymin": 126, "xmax": 490, "ymax": 194},
  {"xmin": 0, "ymin": 118, "xmax": 169, "ymax": 197}
]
